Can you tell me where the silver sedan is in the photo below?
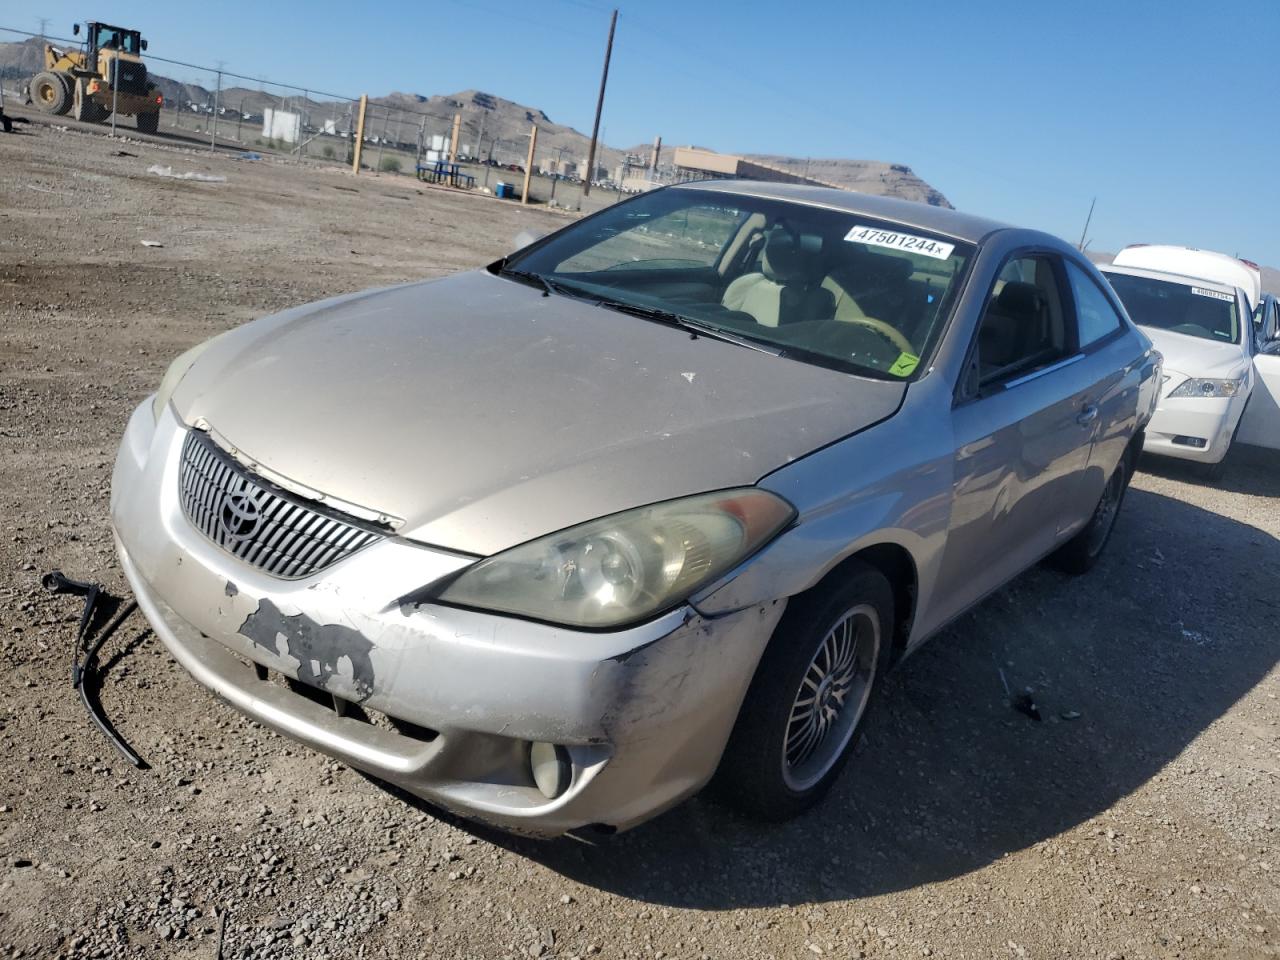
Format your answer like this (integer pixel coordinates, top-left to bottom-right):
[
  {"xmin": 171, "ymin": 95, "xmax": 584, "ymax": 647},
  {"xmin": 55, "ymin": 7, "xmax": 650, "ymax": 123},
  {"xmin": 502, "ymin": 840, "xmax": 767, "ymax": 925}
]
[{"xmin": 111, "ymin": 182, "xmax": 1161, "ymax": 835}]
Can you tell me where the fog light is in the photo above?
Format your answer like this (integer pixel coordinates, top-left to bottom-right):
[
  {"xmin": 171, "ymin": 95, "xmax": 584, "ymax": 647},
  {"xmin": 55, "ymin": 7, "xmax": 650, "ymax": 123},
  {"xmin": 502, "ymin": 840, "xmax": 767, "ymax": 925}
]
[
  {"xmin": 1172, "ymin": 435, "xmax": 1207, "ymax": 448},
  {"xmin": 530, "ymin": 742, "xmax": 572, "ymax": 799}
]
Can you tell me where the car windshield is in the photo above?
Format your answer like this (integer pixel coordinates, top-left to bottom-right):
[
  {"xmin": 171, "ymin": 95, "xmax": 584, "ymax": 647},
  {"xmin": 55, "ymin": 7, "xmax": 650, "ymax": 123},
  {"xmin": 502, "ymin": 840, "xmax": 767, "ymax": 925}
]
[
  {"xmin": 1105, "ymin": 272, "xmax": 1240, "ymax": 344},
  {"xmin": 504, "ymin": 188, "xmax": 974, "ymax": 379}
]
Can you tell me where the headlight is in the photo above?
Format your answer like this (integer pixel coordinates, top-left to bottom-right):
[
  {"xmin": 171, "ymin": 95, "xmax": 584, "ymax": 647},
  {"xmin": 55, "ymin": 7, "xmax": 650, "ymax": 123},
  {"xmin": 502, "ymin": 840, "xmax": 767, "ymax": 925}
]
[
  {"xmin": 437, "ymin": 489, "xmax": 795, "ymax": 628},
  {"xmin": 1168, "ymin": 377, "xmax": 1243, "ymax": 399},
  {"xmin": 151, "ymin": 334, "xmax": 225, "ymax": 420}
]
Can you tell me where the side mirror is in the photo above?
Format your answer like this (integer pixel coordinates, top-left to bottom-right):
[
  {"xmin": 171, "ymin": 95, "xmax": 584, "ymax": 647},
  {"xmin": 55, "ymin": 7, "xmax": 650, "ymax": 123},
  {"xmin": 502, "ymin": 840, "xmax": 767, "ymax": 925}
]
[
  {"xmin": 512, "ymin": 229, "xmax": 545, "ymax": 251},
  {"xmin": 142, "ymin": 39, "xmax": 148, "ymax": 50},
  {"xmin": 73, "ymin": 23, "xmax": 80, "ymax": 35}
]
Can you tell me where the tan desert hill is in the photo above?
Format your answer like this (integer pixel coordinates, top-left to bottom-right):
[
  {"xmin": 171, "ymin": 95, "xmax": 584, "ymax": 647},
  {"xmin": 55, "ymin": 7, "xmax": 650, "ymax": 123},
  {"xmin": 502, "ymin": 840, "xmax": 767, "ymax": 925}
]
[{"xmin": 1, "ymin": 37, "xmax": 949, "ymax": 204}]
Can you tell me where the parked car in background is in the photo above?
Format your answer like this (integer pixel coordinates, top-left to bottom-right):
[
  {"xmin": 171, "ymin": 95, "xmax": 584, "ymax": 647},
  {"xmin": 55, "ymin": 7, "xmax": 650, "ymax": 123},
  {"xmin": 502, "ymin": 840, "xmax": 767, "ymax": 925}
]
[
  {"xmin": 1255, "ymin": 292, "xmax": 1279, "ymax": 345},
  {"xmin": 113, "ymin": 183, "xmax": 1160, "ymax": 836},
  {"xmin": 1239, "ymin": 293, "xmax": 1280, "ymax": 450},
  {"xmin": 1113, "ymin": 244, "xmax": 1262, "ymax": 311},
  {"xmin": 1101, "ymin": 264, "xmax": 1280, "ymax": 475}
]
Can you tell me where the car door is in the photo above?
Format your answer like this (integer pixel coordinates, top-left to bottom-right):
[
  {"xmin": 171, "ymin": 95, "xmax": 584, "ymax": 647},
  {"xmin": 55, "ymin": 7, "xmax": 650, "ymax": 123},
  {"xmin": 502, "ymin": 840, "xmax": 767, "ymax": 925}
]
[
  {"xmin": 933, "ymin": 253, "xmax": 1099, "ymax": 620},
  {"xmin": 1238, "ymin": 330, "xmax": 1280, "ymax": 449},
  {"xmin": 1058, "ymin": 258, "xmax": 1145, "ymax": 526}
]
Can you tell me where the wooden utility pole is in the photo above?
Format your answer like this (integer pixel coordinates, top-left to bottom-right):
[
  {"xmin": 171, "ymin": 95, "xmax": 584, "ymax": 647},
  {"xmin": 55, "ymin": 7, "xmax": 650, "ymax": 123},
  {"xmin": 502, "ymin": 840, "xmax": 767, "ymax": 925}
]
[
  {"xmin": 351, "ymin": 95, "xmax": 368, "ymax": 174},
  {"xmin": 522, "ymin": 124, "xmax": 538, "ymax": 205},
  {"xmin": 449, "ymin": 112, "xmax": 461, "ymax": 164},
  {"xmin": 582, "ymin": 8, "xmax": 617, "ymax": 197}
]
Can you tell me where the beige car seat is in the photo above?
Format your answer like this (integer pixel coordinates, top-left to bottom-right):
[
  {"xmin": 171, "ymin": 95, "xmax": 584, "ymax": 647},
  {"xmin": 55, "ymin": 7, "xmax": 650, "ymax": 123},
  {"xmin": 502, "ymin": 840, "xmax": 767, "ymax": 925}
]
[{"xmin": 722, "ymin": 229, "xmax": 830, "ymax": 327}]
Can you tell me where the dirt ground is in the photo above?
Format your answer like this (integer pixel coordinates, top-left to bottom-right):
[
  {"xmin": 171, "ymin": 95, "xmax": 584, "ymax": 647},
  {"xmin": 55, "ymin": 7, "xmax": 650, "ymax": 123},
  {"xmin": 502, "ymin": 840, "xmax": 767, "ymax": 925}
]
[{"xmin": 1, "ymin": 118, "xmax": 1278, "ymax": 960}]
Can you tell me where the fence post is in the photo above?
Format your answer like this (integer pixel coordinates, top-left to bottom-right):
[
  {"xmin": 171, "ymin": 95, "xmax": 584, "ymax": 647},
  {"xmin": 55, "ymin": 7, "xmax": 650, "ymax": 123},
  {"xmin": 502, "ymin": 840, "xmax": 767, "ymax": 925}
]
[
  {"xmin": 449, "ymin": 112, "xmax": 461, "ymax": 164},
  {"xmin": 521, "ymin": 124, "xmax": 537, "ymax": 205},
  {"xmin": 210, "ymin": 70, "xmax": 221, "ymax": 151},
  {"xmin": 351, "ymin": 95, "xmax": 367, "ymax": 174},
  {"xmin": 110, "ymin": 59, "xmax": 118, "ymax": 136}
]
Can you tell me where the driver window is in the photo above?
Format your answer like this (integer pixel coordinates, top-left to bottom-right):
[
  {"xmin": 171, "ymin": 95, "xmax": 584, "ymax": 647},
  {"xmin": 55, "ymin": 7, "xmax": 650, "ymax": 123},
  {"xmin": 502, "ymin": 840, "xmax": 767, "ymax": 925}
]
[
  {"xmin": 976, "ymin": 256, "xmax": 1069, "ymax": 388},
  {"xmin": 555, "ymin": 204, "xmax": 745, "ymax": 273}
]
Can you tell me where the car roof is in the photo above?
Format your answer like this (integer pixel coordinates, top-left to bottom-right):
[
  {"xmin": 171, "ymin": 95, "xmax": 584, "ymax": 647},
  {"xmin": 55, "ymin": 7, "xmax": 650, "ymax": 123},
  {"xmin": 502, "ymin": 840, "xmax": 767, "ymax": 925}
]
[
  {"xmin": 1100, "ymin": 262, "xmax": 1240, "ymax": 296},
  {"xmin": 668, "ymin": 180, "xmax": 1016, "ymax": 244}
]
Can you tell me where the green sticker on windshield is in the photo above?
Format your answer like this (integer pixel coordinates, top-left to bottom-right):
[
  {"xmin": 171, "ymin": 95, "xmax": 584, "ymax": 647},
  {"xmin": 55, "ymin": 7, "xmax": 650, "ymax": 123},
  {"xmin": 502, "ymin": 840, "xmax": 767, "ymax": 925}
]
[{"xmin": 889, "ymin": 352, "xmax": 920, "ymax": 377}]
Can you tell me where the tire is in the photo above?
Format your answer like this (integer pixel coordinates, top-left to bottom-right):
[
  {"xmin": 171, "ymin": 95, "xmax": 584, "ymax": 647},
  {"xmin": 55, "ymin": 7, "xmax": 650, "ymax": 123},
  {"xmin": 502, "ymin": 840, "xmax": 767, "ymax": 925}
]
[
  {"xmin": 1196, "ymin": 457, "xmax": 1226, "ymax": 483},
  {"xmin": 136, "ymin": 111, "xmax": 159, "ymax": 134},
  {"xmin": 1047, "ymin": 457, "xmax": 1130, "ymax": 575},
  {"xmin": 73, "ymin": 83, "xmax": 105, "ymax": 124},
  {"xmin": 712, "ymin": 560, "xmax": 895, "ymax": 821},
  {"xmin": 30, "ymin": 71, "xmax": 70, "ymax": 115}
]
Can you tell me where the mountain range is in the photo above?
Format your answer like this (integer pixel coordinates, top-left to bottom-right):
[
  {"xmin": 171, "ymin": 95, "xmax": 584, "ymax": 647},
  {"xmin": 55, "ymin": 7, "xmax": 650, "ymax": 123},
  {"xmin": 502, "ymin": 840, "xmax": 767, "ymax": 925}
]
[{"xmin": 0, "ymin": 36, "xmax": 949, "ymax": 206}]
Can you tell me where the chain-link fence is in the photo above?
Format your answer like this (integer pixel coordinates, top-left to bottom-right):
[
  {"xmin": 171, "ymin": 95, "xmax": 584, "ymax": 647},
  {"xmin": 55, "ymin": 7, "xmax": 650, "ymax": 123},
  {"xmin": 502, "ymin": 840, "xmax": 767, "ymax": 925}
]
[{"xmin": 1, "ymin": 24, "xmax": 644, "ymax": 214}]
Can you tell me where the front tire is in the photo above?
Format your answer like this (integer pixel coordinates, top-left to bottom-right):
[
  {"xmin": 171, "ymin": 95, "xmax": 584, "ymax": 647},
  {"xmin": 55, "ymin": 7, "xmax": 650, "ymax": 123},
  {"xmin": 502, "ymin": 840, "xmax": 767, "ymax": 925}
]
[
  {"xmin": 712, "ymin": 561, "xmax": 894, "ymax": 821},
  {"xmin": 30, "ymin": 71, "xmax": 70, "ymax": 115}
]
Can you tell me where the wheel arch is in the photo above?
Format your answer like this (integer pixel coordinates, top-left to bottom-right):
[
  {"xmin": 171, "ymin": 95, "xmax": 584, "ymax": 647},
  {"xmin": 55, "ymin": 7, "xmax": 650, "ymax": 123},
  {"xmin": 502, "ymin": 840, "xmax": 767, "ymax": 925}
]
[{"xmin": 798, "ymin": 541, "xmax": 918, "ymax": 657}]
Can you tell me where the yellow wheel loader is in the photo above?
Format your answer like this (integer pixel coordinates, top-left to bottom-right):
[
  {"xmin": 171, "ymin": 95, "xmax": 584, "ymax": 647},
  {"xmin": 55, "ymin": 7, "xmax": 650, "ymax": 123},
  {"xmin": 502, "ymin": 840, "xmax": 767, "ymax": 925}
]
[{"xmin": 28, "ymin": 21, "xmax": 162, "ymax": 133}]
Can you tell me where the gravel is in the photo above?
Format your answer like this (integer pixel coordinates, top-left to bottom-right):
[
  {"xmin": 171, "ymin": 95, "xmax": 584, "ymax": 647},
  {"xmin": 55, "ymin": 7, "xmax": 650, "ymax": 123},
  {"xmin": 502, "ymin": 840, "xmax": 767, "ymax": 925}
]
[{"xmin": 1, "ymin": 116, "xmax": 1277, "ymax": 959}]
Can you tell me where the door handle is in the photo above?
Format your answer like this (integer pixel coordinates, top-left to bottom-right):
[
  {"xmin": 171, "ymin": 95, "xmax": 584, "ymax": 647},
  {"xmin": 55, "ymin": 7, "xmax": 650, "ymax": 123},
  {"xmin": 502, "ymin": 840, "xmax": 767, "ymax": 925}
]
[{"xmin": 1077, "ymin": 404, "xmax": 1099, "ymax": 426}]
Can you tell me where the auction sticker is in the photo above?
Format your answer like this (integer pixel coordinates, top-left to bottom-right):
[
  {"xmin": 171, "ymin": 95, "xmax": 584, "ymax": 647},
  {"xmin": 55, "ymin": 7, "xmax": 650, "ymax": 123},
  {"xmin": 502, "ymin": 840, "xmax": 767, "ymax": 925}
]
[
  {"xmin": 845, "ymin": 224, "xmax": 955, "ymax": 260},
  {"xmin": 1191, "ymin": 286, "xmax": 1233, "ymax": 302}
]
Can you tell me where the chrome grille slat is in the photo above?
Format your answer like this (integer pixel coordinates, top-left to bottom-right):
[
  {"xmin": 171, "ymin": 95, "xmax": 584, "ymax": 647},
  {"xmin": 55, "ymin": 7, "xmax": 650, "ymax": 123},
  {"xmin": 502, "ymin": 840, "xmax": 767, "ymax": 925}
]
[{"xmin": 178, "ymin": 431, "xmax": 383, "ymax": 579}]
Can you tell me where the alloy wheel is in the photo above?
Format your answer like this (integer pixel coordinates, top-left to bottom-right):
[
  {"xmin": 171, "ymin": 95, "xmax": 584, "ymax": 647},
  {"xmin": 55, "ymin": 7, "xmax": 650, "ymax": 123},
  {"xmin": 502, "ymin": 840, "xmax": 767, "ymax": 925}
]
[{"xmin": 781, "ymin": 604, "xmax": 880, "ymax": 792}]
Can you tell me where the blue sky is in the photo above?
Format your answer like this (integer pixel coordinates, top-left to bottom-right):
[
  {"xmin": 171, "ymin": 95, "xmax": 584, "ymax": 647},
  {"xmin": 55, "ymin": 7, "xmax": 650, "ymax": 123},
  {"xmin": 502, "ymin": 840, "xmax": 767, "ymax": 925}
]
[{"xmin": 11, "ymin": 0, "xmax": 1279, "ymax": 263}]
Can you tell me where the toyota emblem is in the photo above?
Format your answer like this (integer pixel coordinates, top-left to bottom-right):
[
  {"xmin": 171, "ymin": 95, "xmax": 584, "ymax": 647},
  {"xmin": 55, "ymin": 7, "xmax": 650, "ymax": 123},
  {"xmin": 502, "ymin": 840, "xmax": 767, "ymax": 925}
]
[{"xmin": 219, "ymin": 490, "xmax": 265, "ymax": 543}]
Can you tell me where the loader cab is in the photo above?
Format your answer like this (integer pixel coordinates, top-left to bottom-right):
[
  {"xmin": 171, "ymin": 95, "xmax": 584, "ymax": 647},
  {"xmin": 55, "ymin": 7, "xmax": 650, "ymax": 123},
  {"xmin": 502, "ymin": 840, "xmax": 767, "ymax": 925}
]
[{"xmin": 74, "ymin": 22, "xmax": 147, "ymax": 74}]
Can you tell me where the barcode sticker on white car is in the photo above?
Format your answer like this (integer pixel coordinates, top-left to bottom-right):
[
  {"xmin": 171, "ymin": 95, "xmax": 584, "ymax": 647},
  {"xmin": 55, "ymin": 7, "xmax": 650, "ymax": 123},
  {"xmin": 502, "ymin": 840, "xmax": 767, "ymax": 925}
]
[
  {"xmin": 844, "ymin": 225, "xmax": 955, "ymax": 260},
  {"xmin": 1191, "ymin": 286, "xmax": 1233, "ymax": 302}
]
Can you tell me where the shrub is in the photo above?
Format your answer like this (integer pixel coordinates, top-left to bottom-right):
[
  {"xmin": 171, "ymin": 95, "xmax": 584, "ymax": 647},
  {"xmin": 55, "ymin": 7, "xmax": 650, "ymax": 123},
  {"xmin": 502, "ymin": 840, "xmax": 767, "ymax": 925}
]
[{"xmin": 379, "ymin": 156, "xmax": 401, "ymax": 173}]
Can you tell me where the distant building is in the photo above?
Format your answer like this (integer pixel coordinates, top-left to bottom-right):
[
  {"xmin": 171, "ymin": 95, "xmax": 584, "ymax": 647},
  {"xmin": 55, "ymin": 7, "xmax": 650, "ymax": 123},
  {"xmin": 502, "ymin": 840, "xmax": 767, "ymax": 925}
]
[{"xmin": 671, "ymin": 147, "xmax": 843, "ymax": 189}]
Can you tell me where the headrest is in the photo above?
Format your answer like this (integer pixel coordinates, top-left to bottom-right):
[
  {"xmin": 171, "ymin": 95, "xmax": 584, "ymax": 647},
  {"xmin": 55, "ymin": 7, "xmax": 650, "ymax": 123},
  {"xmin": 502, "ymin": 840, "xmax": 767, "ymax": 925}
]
[
  {"xmin": 761, "ymin": 228, "xmax": 806, "ymax": 284},
  {"xmin": 995, "ymin": 281, "xmax": 1042, "ymax": 318}
]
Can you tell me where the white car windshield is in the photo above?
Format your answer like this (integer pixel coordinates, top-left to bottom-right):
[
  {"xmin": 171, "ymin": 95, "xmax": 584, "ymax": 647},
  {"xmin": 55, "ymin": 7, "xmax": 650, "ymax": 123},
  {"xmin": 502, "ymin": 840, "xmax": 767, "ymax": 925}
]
[
  {"xmin": 1106, "ymin": 272, "xmax": 1240, "ymax": 344},
  {"xmin": 506, "ymin": 188, "xmax": 973, "ymax": 380}
]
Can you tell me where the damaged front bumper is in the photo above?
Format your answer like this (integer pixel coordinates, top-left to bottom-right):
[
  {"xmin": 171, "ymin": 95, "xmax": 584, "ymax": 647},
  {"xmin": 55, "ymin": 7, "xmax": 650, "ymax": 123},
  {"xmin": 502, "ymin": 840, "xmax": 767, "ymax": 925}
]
[{"xmin": 111, "ymin": 401, "xmax": 785, "ymax": 835}]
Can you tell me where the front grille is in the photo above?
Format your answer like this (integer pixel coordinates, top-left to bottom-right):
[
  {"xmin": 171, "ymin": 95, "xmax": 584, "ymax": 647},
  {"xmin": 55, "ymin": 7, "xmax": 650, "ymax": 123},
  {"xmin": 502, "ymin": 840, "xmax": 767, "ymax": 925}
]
[
  {"xmin": 178, "ymin": 430, "xmax": 382, "ymax": 579},
  {"xmin": 112, "ymin": 61, "xmax": 149, "ymax": 96}
]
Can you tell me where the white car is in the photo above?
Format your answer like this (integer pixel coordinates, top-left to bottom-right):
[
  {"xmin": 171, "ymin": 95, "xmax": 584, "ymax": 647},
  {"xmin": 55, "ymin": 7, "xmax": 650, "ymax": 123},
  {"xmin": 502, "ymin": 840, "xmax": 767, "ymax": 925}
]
[
  {"xmin": 1101, "ymin": 264, "xmax": 1280, "ymax": 476},
  {"xmin": 1113, "ymin": 244, "xmax": 1262, "ymax": 312}
]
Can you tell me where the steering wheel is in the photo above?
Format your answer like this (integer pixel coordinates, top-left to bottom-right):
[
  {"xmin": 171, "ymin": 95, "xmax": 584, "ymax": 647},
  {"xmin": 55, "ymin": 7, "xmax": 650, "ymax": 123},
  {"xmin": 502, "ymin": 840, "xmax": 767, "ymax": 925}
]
[{"xmin": 842, "ymin": 315, "xmax": 916, "ymax": 356}]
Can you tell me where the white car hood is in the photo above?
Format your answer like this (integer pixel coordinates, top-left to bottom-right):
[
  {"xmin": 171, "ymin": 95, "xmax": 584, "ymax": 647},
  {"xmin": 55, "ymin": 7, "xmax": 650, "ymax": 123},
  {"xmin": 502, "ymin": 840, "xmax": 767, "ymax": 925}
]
[{"xmin": 1140, "ymin": 327, "xmax": 1248, "ymax": 380}]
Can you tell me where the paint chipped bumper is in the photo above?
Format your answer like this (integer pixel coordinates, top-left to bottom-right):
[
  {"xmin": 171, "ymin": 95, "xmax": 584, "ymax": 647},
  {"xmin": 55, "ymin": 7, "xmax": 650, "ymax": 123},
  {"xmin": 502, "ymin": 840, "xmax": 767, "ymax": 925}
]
[{"xmin": 111, "ymin": 401, "xmax": 785, "ymax": 835}]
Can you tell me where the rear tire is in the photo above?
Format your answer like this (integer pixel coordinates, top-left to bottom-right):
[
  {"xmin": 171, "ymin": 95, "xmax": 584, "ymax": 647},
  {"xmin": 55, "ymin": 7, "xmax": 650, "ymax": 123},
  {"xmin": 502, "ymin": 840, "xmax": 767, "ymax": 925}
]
[
  {"xmin": 1048, "ymin": 457, "xmax": 1130, "ymax": 575},
  {"xmin": 136, "ymin": 110, "xmax": 159, "ymax": 134},
  {"xmin": 712, "ymin": 561, "xmax": 894, "ymax": 821},
  {"xmin": 30, "ymin": 71, "xmax": 70, "ymax": 115},
  {"xmin": 73, "ymin": 83, "xmax": 106, "ymax": 123}
]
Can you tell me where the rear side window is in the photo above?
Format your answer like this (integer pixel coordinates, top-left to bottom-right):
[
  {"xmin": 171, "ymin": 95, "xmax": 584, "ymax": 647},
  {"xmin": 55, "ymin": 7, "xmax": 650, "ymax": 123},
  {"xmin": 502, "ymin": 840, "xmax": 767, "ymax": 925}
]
[{"xmin": 1065, "ymin": 261, "xmax": 1125, "ymax": 347}]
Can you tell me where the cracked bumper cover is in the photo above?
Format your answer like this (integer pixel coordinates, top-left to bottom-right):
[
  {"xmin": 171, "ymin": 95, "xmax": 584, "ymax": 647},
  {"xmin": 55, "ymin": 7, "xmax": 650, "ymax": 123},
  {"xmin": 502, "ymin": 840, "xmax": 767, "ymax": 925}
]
[{"xmin": 111, "ymin": 401, "xmax": 785, "ymax": 835}]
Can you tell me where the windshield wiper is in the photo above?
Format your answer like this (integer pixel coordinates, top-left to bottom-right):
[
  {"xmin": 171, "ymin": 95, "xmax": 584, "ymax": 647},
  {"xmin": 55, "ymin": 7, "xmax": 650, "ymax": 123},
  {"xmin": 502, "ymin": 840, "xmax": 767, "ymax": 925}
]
[
  {"xmin": 499, "ymin": 267, "xmax": 552, "ymax": 296},
  {"xmin": 596, "ymin": 299, "xmax": 784, "ymax": 357}
]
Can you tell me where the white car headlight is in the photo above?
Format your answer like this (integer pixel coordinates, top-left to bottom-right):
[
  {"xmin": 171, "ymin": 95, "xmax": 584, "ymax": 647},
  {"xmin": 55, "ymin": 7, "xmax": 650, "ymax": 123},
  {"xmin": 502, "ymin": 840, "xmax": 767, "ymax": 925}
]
[
  {"xmin": 151, "ymin": 333, "xmax": 226, "ymax": 420},
  {"xmin": 437, "ymin": 489, "xmax": 795, "ymax": 628},
  {"xmin": 1168, "ymin": 377, "xmax": 1243, "ymax": 399}
]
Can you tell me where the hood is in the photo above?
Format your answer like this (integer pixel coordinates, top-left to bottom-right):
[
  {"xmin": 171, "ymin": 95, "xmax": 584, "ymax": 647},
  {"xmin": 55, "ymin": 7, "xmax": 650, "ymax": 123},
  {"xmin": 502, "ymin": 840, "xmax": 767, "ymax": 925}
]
[
  {"xmin": 173, "ymin": 271, "xmax": 905, "ymax": 555},
  {"xmin": 1140, "ymin": 326, "xmax": 1249, "ymax": 381}
]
